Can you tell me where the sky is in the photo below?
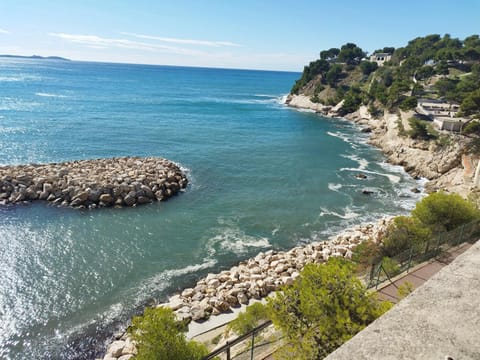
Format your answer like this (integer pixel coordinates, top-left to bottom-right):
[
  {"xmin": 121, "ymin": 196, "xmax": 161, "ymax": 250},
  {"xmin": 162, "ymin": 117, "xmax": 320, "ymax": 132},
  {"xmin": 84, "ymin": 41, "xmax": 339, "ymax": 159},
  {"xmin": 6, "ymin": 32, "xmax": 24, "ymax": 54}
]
[{"xmin": 0, "ymin": 0, "xmax": 479, "ymax": 71}]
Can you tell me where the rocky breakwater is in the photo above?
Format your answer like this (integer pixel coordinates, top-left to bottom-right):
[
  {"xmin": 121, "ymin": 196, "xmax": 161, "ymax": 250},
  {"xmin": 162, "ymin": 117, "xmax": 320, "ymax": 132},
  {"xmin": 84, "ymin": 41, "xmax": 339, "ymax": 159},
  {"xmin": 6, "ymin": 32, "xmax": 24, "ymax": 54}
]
[
  {"xmin": 0, "ymin": 157, "xmax": 188, "ymax": 208},
  {"xmin": 103, "ymin": 218, "xmax": 391, "ymax": 360}
]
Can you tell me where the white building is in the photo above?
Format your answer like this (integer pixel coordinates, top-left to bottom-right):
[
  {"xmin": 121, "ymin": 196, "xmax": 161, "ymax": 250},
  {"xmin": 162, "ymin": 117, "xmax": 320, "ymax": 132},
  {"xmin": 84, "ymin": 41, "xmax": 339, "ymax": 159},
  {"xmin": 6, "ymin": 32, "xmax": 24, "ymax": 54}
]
[{"xmin": 369, "ymin": 53, "xmax": 392, "ymax": 66}]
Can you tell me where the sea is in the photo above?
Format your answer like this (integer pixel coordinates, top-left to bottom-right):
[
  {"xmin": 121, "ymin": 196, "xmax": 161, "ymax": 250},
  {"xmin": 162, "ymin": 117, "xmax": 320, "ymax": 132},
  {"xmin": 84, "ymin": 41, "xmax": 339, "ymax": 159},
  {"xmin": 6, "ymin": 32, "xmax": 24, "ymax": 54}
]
[{"xmin": 0, "ymin": 58, "xmax": 424, "ymax": 359}]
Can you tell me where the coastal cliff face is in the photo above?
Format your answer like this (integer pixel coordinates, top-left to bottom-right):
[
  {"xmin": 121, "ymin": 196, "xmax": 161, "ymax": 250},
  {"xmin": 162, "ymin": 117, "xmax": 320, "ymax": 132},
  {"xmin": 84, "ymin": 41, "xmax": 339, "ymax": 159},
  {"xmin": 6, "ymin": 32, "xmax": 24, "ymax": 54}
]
[{"xmin": 286, "ymin": 94, "xmax": 472, "ymax": 196}]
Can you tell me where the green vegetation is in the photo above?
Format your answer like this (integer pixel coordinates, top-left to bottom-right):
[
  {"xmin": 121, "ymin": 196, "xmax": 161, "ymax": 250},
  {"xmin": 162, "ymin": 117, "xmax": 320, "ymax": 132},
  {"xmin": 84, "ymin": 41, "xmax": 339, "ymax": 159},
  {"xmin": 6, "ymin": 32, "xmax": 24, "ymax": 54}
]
[
  {"xmin": 411, "ymin": 191, "xmax": 480, "ymax": 232},
  {"xmin": 291, "ymin": 34, "xmax": 480, "ymax": 119},
  {"xmin": 128, "ymin": 307, "xmax": 208, "ymax": 360},
  {"xmin": 267, "ymin": 258, "xmax": 391, "ymax": 359},
  {"xmin": 397, "ymin": 281, "xmax": 415, "ymax": 299},
  {"xmin": 228, "ymin": 302, "xmax": 269, "ymax": 335},
  {"xmin": 353, "ymin": 192, "xmax": 479, "ymax": 272}
]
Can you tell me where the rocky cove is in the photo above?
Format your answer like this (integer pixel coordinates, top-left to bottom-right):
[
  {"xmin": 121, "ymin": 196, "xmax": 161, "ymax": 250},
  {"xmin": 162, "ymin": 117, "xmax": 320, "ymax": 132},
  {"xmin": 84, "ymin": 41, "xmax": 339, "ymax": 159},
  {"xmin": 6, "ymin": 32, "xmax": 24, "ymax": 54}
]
[
  {"xmin": 102, "ymin": 95, "xmax": 465, "ymax": 360},
  {"xmin": 0, "ymin": 157, "xmax": 188, "ymax": 208}
]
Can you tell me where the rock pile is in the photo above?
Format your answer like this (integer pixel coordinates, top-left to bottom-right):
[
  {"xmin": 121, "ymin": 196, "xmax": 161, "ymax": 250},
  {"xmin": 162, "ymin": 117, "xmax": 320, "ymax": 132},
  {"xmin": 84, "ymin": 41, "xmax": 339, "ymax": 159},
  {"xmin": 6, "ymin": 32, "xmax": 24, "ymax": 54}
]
[
  {"xmin": 102, "ymin": 218, "xmax": 391, "ymax": 360},
  {"xmin": 0, "ymin": 157, "xmax": 187, "ymax": 208}
]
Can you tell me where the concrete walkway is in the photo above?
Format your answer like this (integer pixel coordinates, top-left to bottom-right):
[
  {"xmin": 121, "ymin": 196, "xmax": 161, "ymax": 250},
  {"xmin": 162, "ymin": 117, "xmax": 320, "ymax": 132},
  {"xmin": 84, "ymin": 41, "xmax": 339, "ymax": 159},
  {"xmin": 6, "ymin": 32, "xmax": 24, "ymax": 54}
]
[{"xmin": 376, "ymin": 242, "xmax": 472, "ymax": 303}]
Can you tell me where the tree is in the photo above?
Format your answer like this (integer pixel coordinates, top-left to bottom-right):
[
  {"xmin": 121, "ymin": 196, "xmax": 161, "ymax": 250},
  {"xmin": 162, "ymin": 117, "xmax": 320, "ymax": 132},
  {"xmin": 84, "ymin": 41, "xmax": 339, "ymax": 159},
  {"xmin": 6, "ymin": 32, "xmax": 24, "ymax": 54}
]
[
  {"xmin": 412, "ymin": 191, "xmax": 480, "ymax": 233},
  {"xmin": 382, "ymin": 216, "xmax": 431, "ymax": 257},
  {"xmin": 460, "ymin": 89, "xmax": 480, "ymax": 117},
  {"xmin": 267, "ymin": 258, "xmax": 391, "ymax": 359},
  {"xmin": 399, "ymin": 96, "xmax": 418, "ymax": 111},
  {"xmin": 360, "ymin": 60, "xmax": 378, "ymax": 75},
  {"xmin": 129, "ymin": 307, "xmax": 208, "ymax": 360},
  {"xmin": 408, "ymin": 117, "xmax": 430, "ymax": 140},
  {"xmin": 326, "ymin": 64, "xmax": 343, "ymax": 87},
  {"xmin": 320, "ymin": 48, "xmax": 340, "ymax": 61},
  {"xmin": 337, "ymin": 43, "xmax": 366, "ymax": 65}
]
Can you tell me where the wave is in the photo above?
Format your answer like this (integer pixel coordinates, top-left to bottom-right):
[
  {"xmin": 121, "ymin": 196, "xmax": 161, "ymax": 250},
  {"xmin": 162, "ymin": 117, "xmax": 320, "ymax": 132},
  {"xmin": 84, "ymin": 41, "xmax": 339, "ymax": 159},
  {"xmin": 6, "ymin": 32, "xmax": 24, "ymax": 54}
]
[
  {"xmin": 326, "ymin": 131, "xmax": 353, "ymax": 144},
  {"xmin": 328, "ymin": 183, "xmax": 343, "ymax": 192},
  {"xmin": 206, "ymin": 222, "xmax": 272, "ymax": 256},
  {"xmin": 341, "ymin": 153, "xmax": 369, "ymax": 170},
  {"xmin": 0, "ymin": 75, "xmax": 43, "ymax": 82},
  {"xmin": 35, "ymin": 92, "xmax": 67, "ymax": 98},
  {"xmin": 319, "ymin": 206, "xmax": 360, "ymax": 220},
  {"xmin": 340, "ymin": 167, "xmax": 401, "ymax": 183}
]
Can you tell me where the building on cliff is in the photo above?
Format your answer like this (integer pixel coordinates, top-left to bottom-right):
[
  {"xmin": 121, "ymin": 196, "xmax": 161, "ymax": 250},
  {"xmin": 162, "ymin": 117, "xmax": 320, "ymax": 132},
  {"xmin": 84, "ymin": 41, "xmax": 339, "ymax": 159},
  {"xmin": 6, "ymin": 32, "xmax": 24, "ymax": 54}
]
[
  {"xmin": 369, "ymin": 52, "xmax": 392, "ymax": 66},
  {"xmin": 417, "ymin": 99, "xmax": 467, "ymax": 132}
]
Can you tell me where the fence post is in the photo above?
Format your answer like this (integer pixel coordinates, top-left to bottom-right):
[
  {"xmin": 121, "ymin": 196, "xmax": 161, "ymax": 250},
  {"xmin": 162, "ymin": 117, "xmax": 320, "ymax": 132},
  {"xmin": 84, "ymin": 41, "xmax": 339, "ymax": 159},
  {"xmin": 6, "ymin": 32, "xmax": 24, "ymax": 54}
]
[
  {"xmin": 250, "ymin": 331, "xmax": 255, "ymax": 360},
  {"xmin": 226, "ymin": 341, "xmax": 231, "ymax": 360},
  {"xmin": 407, "ymin": 246, "xmax": 414, "ymax": 273},
  {"xmin": 458, "ymin": 224, "xmax": 465, "ymax": 246},
  {"xmin": 375, "ymin": 262, "xmax": 382, "ymax": 289}
]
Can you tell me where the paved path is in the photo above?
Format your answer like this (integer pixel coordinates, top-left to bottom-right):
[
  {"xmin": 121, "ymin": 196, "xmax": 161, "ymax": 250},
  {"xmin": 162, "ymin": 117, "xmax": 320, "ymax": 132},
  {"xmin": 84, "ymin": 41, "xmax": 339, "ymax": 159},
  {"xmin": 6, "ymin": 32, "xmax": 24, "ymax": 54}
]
[{"xmin": 376, "ymin": 242, "xmax": 472, "ymax": 303}]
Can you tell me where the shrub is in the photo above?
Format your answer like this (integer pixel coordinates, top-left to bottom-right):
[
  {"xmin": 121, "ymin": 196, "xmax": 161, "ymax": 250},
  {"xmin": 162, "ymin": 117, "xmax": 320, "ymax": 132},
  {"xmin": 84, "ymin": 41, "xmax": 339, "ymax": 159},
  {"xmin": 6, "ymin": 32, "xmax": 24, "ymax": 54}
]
[
  {"xmin": 381, "ymin": 256, "xmax": 400, "ymax": 276},
  {"xmin": 399, "ymin": 96, "xmax": 418, "ymax": 111},
  {"xmin": 397, "ymin": 281, "xmax": 415, "ymax": 299},
  {"xmin": 228, "ymin": 302, "xmax": 269, "ymax": 335},
  {"xmin": 381, "ymin": 216, "xmax": 431, "ymax": 257},
  {"xmin": 267, "ymin": 258, "xmax": 391, "ymax": 359},
  {"xmin": 352, "ymin": 239, "xmax": 382, "ymax": 269},
  {"xmin": 412, "ymin": 191, "xmax": 480, "ymax": 232},
  {"xmin": 408, "ymin": 117, "xmax": 432, "ymax": 140},
  {"xmin": 128, "ymin": 307, "xmax": 208, "ymax": 360}
]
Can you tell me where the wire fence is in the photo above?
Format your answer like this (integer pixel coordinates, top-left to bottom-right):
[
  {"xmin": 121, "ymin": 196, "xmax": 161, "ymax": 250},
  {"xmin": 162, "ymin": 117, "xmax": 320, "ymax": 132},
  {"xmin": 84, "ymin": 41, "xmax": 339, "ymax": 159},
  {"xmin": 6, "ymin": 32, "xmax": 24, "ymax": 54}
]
[{"xmin": 365, "ymin": 219, "xmax": 480, "ymax": 289}]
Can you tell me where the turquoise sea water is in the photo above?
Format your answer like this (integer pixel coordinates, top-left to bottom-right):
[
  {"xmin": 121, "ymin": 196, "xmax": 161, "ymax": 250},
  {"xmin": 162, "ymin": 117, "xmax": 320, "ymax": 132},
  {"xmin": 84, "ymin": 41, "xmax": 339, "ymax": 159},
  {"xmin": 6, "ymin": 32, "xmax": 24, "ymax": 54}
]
[{"xmin": 0, "ymin": 58, "xmax": 422, "ymax": 359}]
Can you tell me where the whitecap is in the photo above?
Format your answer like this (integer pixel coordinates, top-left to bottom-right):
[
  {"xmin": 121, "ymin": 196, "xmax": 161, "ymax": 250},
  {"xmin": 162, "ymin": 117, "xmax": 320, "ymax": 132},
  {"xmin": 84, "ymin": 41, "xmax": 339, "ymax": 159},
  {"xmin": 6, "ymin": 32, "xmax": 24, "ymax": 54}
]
[
  {"xmin": 205, "ymin": 224, "xmax": 272, "ymax": 256},
  {"xmin": 328, "ymin": 183, "xmax": 343, "ymax": 192},
  {"xmin": 341, "ymin": 153, "xmax": 369, "ymax": 170},
  {"xmin": 326, "ymin": 131, "xmax": 352, "ymax": 144},
  {"xmin": 340, "ymin": 167, "xmax": 401, "ymax": 183},
  {"xmin": 35, "ymin": 92, "xmax": 67, "ymax": 98},
  {"xmin": 319, "ymin": 206, "xmax": 360, "ymax": 220}
]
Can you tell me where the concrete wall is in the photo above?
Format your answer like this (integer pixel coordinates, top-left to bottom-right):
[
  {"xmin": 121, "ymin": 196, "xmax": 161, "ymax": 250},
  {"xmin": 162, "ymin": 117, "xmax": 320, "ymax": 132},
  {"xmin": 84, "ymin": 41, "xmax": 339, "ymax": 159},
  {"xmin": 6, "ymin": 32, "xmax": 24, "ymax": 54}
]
[{"xmin": 326, "ymin": 241, "xmax": 480, "ymax": 360}]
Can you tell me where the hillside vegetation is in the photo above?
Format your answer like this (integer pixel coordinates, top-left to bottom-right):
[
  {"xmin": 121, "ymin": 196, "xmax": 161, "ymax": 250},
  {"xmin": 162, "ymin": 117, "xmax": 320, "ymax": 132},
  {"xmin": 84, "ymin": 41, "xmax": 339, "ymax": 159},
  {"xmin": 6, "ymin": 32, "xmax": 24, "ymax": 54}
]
[{"xmin": 291, "ymin": 34, "xmax": 480, "ymax": 120}]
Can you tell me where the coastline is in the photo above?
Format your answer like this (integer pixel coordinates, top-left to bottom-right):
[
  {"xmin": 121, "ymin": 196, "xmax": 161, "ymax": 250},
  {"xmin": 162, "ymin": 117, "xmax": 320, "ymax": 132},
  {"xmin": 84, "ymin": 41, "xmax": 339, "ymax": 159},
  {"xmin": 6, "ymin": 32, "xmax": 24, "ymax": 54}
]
[
  {"xmin": 100, "ymin": 94, "xmax": 456, "ymax": 359},
  {"xmin": 286, "ymin": 94, "xmax": 473, "ymax": 197}
]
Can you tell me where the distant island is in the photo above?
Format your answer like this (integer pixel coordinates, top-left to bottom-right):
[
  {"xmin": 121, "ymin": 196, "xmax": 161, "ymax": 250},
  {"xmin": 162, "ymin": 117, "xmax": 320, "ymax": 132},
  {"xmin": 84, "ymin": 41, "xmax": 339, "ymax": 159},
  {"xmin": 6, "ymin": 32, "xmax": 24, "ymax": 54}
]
[{"xmin": 0, "ymin": 54, "xmax": 70, "ymax": 61}]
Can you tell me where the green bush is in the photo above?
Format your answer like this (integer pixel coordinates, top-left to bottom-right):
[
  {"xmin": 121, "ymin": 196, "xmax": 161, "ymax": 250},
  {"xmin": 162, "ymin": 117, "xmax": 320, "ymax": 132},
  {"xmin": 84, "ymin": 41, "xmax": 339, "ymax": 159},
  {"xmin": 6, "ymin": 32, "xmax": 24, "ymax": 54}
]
[
  {"xmin": 399, "ymin": 96, "xmax": 418, "ymax": 111},
  {"xmin": 352, "ymin": 239, "xmax": 382, "ymax": 268},
  {"xmin": 408, "ymin": 117, "xmax": 433, "ymax": 140},
  {"xmin": 267, "ymin": 258, "xmax": 391, "ymax": 359},
  {"xmin": 228, "ymin": 302, "xmax": 270, "ymax": 335},
  {"xmin": 412, "ymin": 191, "xmax": 480, "ymax": 232},
  {"xmin": 129, "ymin": 307, "xmax": 208, "ymax": 360},
  {"xmin": 382, "ymin": 216, "xmax": 431, "ymax": 257},
  {"xmin": 381, "ymin": 256, "xmax": 400, "ymax": 276}
]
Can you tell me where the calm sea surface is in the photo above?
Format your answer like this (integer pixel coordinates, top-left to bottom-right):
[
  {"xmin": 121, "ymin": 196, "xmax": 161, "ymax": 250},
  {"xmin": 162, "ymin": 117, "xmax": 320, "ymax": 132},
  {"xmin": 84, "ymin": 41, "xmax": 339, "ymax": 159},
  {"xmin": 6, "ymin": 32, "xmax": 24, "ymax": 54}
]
[{"xmin": 0, "ymin": 58, "xmax": 422, "ymax": 359}]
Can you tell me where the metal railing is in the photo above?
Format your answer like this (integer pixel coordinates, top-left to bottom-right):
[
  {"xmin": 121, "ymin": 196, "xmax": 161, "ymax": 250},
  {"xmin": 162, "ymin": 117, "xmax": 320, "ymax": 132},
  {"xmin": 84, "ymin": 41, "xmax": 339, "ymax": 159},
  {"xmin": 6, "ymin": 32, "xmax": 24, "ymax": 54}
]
[
  {"xmin": 365, "ymin": 219, "xmax": 480, "ymax": 289},
  {"xmin": 202, "ymin": 320, "xmax": 277, "ymax": 360}
]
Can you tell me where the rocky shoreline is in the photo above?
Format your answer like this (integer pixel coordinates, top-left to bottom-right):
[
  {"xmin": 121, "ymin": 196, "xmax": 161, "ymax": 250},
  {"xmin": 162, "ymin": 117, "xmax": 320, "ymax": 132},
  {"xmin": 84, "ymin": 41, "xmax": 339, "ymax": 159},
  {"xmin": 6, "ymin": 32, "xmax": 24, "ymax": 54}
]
[
  {"xmin": 286, "ymin": 94, "xmax": 473, "ymax": 196},
  {"xmin": 102, "ymin": 218, "xmax": 392, "ymax": 359},
  {"xmin": 0, "ymin": 157, "xmax": 188, "ymax": 208}
]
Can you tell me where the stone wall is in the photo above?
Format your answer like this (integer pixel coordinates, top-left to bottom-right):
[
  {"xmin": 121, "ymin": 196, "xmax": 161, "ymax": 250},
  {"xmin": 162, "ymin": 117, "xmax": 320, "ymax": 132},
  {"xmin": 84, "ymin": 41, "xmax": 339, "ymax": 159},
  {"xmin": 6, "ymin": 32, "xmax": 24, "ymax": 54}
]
[{"xmin": 0, "ymin": 157, "xmax": 188, "ymax": 208}]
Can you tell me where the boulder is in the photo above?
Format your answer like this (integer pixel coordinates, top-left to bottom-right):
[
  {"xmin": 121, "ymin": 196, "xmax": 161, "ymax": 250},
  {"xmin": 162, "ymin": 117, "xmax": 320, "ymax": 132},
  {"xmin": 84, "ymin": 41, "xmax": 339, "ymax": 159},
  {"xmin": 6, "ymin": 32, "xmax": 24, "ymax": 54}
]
[{"xmin": 108, "ymin": 340, "xmax": 125, "ymax": 358}]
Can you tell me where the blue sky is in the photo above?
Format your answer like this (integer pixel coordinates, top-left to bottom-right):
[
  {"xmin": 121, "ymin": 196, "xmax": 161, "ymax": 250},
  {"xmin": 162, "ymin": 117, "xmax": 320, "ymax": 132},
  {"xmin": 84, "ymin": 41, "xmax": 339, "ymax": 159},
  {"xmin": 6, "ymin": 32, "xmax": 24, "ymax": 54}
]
[{"xmin": 0, "ymin": 0, "xmax": 479, "ymax": 71}]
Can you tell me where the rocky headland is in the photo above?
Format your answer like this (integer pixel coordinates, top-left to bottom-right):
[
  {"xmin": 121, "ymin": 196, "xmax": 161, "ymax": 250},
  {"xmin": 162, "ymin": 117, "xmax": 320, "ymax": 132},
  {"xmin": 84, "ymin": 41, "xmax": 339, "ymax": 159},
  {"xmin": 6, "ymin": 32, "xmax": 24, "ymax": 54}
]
[
  {"xmin": 102, "ymin": 217, "xmax": 392, "ymax": 359},
  {"xmin": 0, "ymin": 157, "xmax": 188, "ymax": 208}
]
